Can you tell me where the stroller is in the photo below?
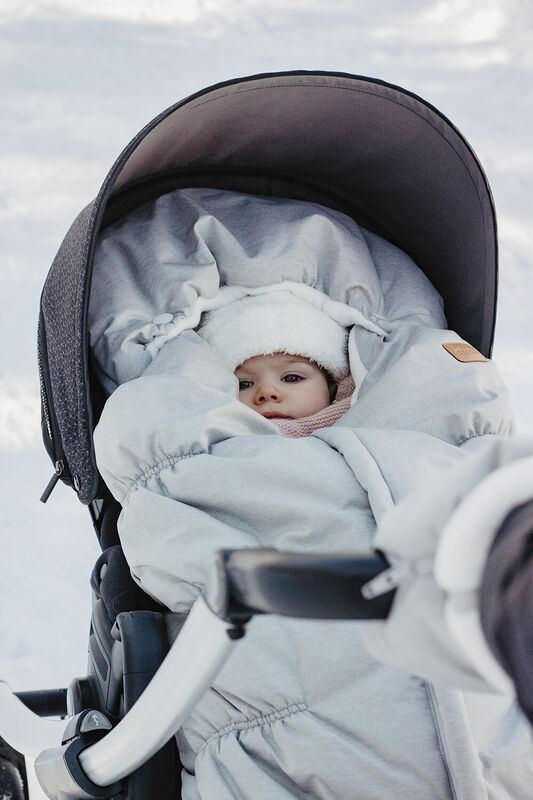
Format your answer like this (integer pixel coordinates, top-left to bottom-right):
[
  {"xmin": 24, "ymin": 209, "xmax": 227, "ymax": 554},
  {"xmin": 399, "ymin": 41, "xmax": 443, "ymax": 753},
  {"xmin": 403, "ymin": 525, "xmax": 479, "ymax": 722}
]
[{"xmin": 0, "ymin": 70, "xmax": 529, "ymax": 800}]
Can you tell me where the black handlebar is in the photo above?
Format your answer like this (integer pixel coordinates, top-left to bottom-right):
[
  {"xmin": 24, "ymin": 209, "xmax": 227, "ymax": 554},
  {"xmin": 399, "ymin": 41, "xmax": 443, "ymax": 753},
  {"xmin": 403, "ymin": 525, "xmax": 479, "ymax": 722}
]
[{"xmin": 211, "ymin": 548, "xmax": 395, "ymax": 623}]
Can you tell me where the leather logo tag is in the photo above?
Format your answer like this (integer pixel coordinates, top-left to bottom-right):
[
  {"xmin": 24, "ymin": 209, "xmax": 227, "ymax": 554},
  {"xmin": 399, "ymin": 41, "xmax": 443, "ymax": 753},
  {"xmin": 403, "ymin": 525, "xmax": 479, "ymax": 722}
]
[{"xmin": 443, "ymin": 342, "xmax": 487, "ymax": 363}]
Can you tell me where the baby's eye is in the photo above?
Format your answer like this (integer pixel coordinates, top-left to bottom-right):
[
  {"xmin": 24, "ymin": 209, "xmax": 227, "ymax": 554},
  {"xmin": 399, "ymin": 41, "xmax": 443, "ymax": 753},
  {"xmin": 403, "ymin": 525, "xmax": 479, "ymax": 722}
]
[
  {"xmin": 282, "ymin": 374, "xmax": 304, "ymax": 383},
  {"xmin": 238, "ymin": 380, "xmax": 253, "ymax": 391}
]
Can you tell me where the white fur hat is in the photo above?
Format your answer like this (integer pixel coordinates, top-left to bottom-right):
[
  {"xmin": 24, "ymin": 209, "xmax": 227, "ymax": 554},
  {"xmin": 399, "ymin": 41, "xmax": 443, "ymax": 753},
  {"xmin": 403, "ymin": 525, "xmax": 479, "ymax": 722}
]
[{"xmin": 197, "ymin": 289, "xmax": 350, "ymax": 379}]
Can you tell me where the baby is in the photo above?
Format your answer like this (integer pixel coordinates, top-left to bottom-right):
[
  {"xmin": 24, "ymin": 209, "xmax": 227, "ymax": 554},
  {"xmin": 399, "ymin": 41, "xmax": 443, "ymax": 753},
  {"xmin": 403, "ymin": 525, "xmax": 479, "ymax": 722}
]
[
  {"xmin": 235, "ymin": 352, "xmax": 333, "ymax": 419},
  {"xmin": 198, "ymin": 289, "xmax": 355, "ymax": 436}
]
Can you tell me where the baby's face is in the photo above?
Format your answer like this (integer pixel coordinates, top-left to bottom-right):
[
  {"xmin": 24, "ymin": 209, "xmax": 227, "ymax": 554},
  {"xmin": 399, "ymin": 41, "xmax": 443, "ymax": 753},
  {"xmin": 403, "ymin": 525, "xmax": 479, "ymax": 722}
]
[{"xmin": 235, "ymin": 353, "xmax": 331, "ymax": 420}]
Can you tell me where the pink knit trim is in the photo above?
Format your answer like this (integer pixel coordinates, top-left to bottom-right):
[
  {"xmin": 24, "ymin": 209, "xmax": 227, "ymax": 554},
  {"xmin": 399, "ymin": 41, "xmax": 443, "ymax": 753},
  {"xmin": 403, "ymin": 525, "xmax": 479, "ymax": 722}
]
[{"xmin": 269, "ymin": 376, "xmax": 355, "ymax": 438}]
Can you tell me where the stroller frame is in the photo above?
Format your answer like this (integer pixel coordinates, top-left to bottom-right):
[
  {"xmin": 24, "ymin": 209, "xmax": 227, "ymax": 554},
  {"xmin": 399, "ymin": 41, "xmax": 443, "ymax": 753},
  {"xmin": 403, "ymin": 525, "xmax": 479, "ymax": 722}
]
[{"xmin": 1, "ymin": 70, "xmax": 500, "ymax": 799}]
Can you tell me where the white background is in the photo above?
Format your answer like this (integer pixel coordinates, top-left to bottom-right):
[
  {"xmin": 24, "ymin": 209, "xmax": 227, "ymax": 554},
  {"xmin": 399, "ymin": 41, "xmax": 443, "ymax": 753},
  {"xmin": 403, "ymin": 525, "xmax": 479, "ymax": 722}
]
[{"xmin": 0, "ymin": 1, "xmax": 532, "ymax": 792}]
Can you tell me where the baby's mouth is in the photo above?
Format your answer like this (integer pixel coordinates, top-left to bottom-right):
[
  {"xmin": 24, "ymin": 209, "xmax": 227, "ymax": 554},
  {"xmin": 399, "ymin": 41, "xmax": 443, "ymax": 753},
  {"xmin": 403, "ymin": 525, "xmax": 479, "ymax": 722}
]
[{"xmin": 261, "ymin": 411, "xmax": 291, "ymax": 419}]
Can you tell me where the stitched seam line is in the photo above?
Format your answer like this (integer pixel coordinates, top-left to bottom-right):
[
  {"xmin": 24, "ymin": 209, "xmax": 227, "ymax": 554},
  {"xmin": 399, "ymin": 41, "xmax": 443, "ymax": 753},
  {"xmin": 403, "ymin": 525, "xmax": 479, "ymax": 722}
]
[
  {"xmin": 198, "ymin": 702, "xmax": 308, "ymax": 753},
  {"xmin": 322, "ymin": 429, "xmax": 395, "ymax": 514},
  {"xmin": 425, "ymin": 683, "xmax": 458, "ymax": 800}
]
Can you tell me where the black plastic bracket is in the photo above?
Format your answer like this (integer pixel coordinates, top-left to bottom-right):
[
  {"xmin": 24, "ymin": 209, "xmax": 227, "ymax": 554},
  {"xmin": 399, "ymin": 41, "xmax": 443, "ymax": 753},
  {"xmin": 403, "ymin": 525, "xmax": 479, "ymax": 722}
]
[
  {"xmin": 62, "ymin": 737, "xmax": 122, "ymax": 799},
  {"xmin": 34, "ymin": 709, "xmax": 122, "ymax": 800},
  {"xmin": 16, "ymin": 688, "xmax": 68, "ymax": 718}
]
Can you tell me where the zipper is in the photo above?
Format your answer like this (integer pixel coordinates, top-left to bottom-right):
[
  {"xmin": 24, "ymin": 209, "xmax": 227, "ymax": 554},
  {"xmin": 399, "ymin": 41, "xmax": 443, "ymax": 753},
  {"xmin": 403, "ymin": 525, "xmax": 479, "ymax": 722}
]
[
  {"xmin": 37, "ymin": 333, "xmax": 53, "ymax": 443},
  {"xmin": 37, "ymin": 314, "xmax": 71, "ymax": 500}
]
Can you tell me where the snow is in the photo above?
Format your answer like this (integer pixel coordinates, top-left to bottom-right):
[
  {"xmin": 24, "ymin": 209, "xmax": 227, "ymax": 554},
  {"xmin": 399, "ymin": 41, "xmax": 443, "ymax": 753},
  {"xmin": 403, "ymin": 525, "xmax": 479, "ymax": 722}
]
[{"xmin": 0, "ymin": 1, "xmax": 532, "ymax": 796}]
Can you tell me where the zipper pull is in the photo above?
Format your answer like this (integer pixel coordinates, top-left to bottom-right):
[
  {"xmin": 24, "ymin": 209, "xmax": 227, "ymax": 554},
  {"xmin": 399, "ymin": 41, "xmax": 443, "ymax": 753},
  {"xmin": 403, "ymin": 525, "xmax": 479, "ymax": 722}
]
[
  {"xmin": 361, "ymin": 563, "xmax": 408, "ymax": 600},
  {"xmin": 40, "ymin": 461, "xmax": 64, "ymax": 503},
  {"xmin": 361, "ymin": 556, "xmax": 434, "ymax": 600}
]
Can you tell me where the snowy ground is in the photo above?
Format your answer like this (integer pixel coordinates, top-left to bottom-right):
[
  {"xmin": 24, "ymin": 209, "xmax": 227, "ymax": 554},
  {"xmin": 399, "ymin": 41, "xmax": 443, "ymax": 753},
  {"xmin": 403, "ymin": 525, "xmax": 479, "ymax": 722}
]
[{"xmin": 1, "ymin": 1, "xmax": 532, "ymax": 795}]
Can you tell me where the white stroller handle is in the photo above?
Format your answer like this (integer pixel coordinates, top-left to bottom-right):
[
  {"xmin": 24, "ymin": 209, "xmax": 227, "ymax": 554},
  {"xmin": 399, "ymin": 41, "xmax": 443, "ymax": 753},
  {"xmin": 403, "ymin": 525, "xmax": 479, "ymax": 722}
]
[
  {"xmin": 78, "ymin": 596, "xmax": 237, "ymax": 786},
  {"xmin": 1, "ymin": 548, "xmax": 390, "ymax": 798},
  {"xmin": 0, "ymin": 597, "xmax": 238, "ymax": 798}
]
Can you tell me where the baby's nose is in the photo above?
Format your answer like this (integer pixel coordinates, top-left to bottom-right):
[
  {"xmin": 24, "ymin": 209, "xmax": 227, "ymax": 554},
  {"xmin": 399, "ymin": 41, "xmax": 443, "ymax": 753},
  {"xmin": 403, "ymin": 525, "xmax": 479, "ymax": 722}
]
[{"xmin": 255, "ymin": 383, "xmax": 281, "ymax": 404}]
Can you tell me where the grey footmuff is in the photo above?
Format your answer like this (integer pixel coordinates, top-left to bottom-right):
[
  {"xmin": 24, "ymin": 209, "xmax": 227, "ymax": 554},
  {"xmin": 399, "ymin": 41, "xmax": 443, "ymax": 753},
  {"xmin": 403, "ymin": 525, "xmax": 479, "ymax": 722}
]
[{"xmin": 92, "ymin": 189, "xmax": 532, "ymax": 799}]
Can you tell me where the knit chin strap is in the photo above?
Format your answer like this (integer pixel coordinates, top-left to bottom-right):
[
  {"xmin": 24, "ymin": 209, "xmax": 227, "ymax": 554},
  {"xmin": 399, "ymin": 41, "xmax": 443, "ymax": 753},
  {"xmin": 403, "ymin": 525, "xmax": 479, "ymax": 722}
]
[{"xmin": 269, "ymin": 376, "xmax": 355, "ymax": 438}]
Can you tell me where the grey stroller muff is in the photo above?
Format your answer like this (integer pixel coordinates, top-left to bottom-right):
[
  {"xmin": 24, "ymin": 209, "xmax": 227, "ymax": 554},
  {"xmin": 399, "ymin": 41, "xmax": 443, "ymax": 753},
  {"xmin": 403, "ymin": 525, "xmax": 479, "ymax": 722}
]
[{"xmin": 1, "ymin": 70, "xmax": 521, "ymax": 800}]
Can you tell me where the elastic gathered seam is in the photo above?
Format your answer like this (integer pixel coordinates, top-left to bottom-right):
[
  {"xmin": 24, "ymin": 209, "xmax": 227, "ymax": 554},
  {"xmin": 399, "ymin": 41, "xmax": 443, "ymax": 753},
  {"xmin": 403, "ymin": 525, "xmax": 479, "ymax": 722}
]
[
  {"xmin": 458, "ymin": 431, "xmax": 503, "ymax": 447},
  {"xmin": 198, "ymin": 702, "xmax": 308, "ymax": 753},
  {"xmin": 124, "ymin": 451, "xmax": 199, "ymax": 502}
]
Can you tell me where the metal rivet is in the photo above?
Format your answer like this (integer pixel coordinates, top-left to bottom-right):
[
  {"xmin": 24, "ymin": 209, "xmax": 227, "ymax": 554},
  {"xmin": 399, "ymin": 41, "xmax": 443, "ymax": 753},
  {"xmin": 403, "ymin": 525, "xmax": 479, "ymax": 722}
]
[{"xmin": 73, "ymin": 474, "xmax": 81, "ymax": 492}]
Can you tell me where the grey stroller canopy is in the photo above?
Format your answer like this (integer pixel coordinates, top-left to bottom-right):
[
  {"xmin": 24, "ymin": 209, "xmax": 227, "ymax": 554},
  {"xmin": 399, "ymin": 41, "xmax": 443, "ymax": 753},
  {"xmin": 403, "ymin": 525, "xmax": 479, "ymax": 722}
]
[{"xmin": 38, "ymin": 70, "xmax": 497, "ymax": 505}]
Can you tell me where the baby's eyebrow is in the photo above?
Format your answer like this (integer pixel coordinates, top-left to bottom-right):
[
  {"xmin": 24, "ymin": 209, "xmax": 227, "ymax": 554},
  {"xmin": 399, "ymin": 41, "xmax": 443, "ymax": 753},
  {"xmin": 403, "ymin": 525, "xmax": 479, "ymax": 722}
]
[{"xmin": 284, "ymin": 358, "xmax": 312, "ymax": 368}]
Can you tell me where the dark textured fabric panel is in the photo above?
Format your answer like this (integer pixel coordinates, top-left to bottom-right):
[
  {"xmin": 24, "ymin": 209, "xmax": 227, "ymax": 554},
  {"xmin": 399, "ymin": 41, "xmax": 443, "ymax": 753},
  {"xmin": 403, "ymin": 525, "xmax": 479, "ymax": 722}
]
[
  {"xmin": 41, "ymin": 202, "xmax": 99, "ymax": 503},
  {"xmin": 480, "ymin": 500, "xmax": 533, "ymax": 724}
]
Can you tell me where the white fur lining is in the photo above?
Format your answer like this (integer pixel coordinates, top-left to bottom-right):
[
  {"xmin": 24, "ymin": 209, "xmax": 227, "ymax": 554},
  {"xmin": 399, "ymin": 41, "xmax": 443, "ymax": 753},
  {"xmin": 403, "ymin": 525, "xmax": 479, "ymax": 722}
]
[
  {"xmin": 145, "ymin": 281, "xmax": 387, "ymax": 388},
  {"xmin": 435, "ymin": 456, "xmax": 533, "ymax": 590},
  {"xmin": 435, "ymin": 455, "xmax": 533, "ymax": 692},
  {"xmin": 199, "ymin": 290, "xmax": 350, "ymax": 377}
]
